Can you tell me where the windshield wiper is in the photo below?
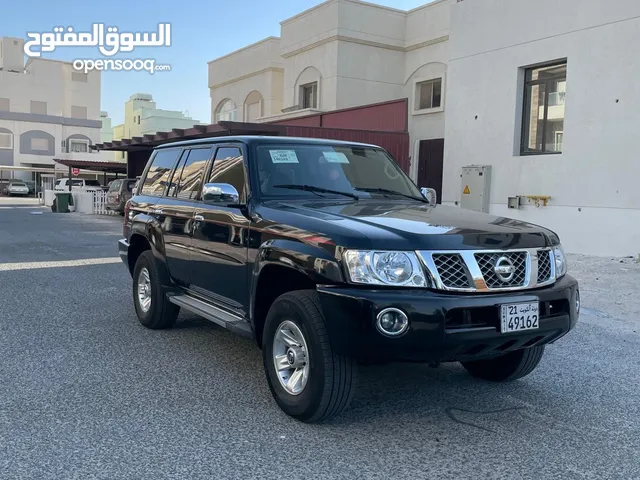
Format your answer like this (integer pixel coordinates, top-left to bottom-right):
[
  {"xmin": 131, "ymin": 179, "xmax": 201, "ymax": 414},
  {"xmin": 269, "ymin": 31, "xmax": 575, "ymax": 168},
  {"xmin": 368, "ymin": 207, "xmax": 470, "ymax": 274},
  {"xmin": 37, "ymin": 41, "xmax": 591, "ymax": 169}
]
[
  {"xmin": 354, "ymin": 187, "xmax": 428, "ymax": 203},
  {"xmin": 273, "ymin": 184, "xmax": 359, "ymax": 200}
]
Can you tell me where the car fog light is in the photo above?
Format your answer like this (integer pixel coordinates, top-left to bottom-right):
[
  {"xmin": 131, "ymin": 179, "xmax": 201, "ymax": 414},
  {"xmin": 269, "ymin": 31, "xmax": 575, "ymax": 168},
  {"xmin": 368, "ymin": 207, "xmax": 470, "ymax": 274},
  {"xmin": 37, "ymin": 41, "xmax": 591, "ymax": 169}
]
[{"xmin": 376, "ymin": 308, "xmax": 409, "ymax": 337}]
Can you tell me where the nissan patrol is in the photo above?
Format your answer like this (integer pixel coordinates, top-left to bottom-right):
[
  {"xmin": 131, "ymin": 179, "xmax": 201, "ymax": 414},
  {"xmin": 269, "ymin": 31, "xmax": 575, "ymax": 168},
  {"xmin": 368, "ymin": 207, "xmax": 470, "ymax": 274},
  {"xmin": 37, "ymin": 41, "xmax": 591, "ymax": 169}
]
[{"xmin": 118, "ymin": 136, "xmax": 580, "ymax": 422}]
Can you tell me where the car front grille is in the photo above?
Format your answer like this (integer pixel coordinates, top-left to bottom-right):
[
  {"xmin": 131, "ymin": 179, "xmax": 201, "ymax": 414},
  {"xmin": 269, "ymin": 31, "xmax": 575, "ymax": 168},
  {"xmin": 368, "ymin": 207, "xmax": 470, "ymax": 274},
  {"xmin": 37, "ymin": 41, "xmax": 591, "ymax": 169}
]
[
  {"xmin": 475, "ymin": 251, "xmax": 527, "ymax": 288},
  {"xmin": 537, "ymin": 250, "xmax": 553, "ymax": 283},
  {"xmin": 418, "ymin": 248, "xmax": 557, "ymax": 293},
  {"xmin": 432, "ymin": 254, "xmax": 470, "ymax": 289}
]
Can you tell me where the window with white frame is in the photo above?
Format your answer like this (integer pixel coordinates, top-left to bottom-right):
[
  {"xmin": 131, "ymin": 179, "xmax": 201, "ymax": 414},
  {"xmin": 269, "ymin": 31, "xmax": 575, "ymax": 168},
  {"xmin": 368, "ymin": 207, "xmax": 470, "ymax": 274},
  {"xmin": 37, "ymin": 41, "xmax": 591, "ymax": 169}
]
[
  {"xmin": 30, "ymin": 101, "xmax": 47, "ymax": 115},
  {"xmin": 31, "ymin": 137, "xmax": 49, "ymax": 151},
  {"xmin": 72, "ymin": 72, "xmax": 88, "ymax": 82},
  {"xmin": 215, "ymin": 99, "xmax": 237, "ymax": 122},
  {"xmin": 415, "ymin": 78, "xmax": 442, "ymax": 112},
  {"xmin": 247, "ymin": 102, "xmax": 261, "ymax": 121},
  {"xmin": 0, "ymin": 132, "xmax": 12, "ymax": 149},
  {"xmin": 69, "ymin": 139, "xmax": 89, "ymax": 153},
  {"xmin": 300, "ymin": 82, "xmax": 318, "ymax": 109},
  {"xmin": 71, "ymin": 105, "xmax": 87, "ymax": 119}
]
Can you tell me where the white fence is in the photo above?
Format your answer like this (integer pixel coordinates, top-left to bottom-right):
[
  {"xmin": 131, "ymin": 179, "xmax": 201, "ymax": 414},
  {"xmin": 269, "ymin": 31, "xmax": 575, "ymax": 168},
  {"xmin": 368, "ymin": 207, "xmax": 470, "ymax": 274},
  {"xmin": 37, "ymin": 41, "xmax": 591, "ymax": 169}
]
[{"xmin": 43, "ymin": 189, "xmax": 120, "ymax": 216}]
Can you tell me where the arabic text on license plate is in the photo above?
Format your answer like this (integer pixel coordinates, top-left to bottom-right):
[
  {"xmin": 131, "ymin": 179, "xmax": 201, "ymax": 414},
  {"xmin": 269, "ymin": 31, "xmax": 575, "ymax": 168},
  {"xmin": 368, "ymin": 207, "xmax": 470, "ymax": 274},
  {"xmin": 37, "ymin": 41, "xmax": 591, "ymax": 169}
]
[{"xmin": 500, "ymin": 301, "xmax": 539, "ymax": 333}]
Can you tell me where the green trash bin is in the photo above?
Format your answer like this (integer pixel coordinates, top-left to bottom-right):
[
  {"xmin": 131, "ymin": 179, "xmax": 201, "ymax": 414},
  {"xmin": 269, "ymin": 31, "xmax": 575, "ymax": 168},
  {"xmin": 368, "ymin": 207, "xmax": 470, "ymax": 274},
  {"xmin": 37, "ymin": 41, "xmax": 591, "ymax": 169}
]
[{"xmin": 53, "ymin": 192, "xmax": 73, "ymax": 213}]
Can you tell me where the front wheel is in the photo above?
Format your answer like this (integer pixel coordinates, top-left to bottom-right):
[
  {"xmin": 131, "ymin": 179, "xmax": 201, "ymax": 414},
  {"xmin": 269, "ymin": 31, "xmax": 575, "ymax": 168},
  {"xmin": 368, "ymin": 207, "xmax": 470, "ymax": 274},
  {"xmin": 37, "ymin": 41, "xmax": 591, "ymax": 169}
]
[
  {"xmin": 461, "ymin": 346, "xmax": 545, "ymax": 382},
  {"xmin": 132, "ymin": 250, "xmax": 179, "ymax": 329},
  {"xmin": 262, "ymin": 290, "xmax": 357, "ymax": 423}
]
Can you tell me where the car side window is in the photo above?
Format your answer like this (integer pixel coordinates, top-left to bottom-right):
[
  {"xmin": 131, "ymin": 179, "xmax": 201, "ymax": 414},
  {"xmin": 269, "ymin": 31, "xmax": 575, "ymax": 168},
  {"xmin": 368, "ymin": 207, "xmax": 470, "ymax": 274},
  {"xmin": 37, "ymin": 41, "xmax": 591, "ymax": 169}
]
[
  {"xmin": 140, "ymin": 148, "xmax": 182, "ymax": 196},
  {"xmin": 205, "ymin": 147, "xmax": 246, "ymax": 200},
  {"xmin": 171, "ymin": 147, "xmax": 212, "ymax": 200}
]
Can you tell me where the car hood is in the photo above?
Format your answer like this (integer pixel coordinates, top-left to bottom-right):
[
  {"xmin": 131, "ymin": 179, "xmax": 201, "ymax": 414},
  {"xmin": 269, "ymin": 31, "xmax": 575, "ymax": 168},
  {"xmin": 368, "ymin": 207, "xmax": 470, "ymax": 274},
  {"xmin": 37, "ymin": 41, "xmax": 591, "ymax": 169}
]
[{"xmin": 263, "ymin": 199, "xmax": 559, "ymax": 250}]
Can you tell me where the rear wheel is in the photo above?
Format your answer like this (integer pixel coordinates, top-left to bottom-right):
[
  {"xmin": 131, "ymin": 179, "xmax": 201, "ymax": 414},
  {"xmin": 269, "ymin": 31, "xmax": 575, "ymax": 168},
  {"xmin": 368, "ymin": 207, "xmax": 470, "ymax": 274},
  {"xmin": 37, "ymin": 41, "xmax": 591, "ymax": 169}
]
[
  {"xmin": 262, "ymin": 290, "xmax": 357, "ymax": 423},
  {"xmin": 132, "ymin": 250, "xmax": 179, "ymax": 329},
  {"xmin": 461, "ymin": 346, "xmax": 545, "ymax": 382}
]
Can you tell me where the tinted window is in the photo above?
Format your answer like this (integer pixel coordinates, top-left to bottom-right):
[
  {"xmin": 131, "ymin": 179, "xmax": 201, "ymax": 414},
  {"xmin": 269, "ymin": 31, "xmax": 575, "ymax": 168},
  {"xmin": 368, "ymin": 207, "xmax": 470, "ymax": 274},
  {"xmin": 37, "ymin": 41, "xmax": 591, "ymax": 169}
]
[
  {"xmin": 141, "ymin": 148, "xmax": 182, "ymax": 196},
  {"xmin": 256, "ymin": 144, "xmax": 420, "ymax": 199},
  {"xmin": 72, "ymin": 179, "xmax": 84, "ymax": 186},
  {"xmin": 206, "ymin": 147, "xmax": 245, "ymax": 199},
  {"xmin": 85, "ymin": 180, "xmax": 101, "ymax": 187},
  {"xmin": 172, "ymin": 148, "xmax": 211, "ymax": 200},
  {"xmin": 108, "ymin": 180, "xmax": 122, "ymax": 191}
]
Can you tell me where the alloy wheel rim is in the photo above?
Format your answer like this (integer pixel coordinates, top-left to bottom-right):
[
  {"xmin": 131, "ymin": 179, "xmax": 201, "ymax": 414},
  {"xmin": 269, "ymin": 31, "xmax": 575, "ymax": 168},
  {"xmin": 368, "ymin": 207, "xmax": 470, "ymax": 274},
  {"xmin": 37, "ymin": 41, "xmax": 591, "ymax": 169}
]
[
  {"xmin": 272, "ymin": 320, "xmax": 310, "ymax": 396},
  {"xmin": 137, "ymin": 267, "xmax": 152, "ymax": 313}
]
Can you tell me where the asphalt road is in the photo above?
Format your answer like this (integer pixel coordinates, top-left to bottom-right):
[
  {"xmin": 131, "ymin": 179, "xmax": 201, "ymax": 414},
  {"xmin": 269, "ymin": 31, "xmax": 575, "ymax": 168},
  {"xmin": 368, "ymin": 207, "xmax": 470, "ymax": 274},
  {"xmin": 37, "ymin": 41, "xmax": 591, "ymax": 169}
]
[{"xmin": 0, "ymin": 199, "xmax": 638, "ymax": 480}]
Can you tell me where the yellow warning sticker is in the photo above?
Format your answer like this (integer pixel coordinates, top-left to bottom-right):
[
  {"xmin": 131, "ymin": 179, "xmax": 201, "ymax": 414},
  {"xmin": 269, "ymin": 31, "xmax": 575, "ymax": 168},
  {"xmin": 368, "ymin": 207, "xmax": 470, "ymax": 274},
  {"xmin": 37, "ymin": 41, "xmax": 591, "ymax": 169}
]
[{"xmin": 463, "ymin": 185, "xmax": 471, "ymax": 195}]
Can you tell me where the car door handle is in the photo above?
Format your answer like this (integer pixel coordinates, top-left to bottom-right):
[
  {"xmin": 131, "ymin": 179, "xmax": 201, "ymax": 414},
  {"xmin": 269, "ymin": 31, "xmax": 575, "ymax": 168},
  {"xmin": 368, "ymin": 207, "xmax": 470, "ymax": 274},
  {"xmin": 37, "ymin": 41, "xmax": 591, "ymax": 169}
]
[{"xmin": 194, "ymin": 215, "xmax": 204, "ymax": 222}]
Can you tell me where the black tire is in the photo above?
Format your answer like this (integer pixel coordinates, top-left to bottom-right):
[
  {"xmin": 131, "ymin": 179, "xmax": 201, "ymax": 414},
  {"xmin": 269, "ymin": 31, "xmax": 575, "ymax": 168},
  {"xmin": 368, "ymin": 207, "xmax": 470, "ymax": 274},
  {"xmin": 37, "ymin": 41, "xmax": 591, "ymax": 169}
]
[
  {"xmin": 132, "ymin": 250, "xmax": 179, "ymax": 329},
  {"xmin": 461, "ymin": 346, "xmax": 545, "ymax": 382},
  {"xmin": 262, "ymin": 290, "xmax": 357, "ymax": 423}
]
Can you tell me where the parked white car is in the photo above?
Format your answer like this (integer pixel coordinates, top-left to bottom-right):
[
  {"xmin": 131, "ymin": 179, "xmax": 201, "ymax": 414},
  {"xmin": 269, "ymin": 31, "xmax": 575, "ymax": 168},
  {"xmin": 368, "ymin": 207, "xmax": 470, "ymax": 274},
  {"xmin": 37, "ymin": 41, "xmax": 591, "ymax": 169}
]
[
  {"xmin": 7, "ymin": 182, "xmax": 30, "ymax": 196},
  {"xmin": 54, "ymin": 178, "xmax": 104, "ymax": 192}
]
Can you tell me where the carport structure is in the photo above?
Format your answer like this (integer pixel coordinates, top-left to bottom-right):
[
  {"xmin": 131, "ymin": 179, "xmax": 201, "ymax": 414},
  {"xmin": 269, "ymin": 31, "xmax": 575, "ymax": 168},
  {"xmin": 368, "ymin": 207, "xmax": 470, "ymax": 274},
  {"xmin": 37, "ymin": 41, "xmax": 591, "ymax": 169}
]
[
  {"xmin": 92, "ymin": 100, "xmax": 410, "ymax": 178},
  {"xmin": 53, "ymin": 158, "xmax": 127, "ymax": 188}
]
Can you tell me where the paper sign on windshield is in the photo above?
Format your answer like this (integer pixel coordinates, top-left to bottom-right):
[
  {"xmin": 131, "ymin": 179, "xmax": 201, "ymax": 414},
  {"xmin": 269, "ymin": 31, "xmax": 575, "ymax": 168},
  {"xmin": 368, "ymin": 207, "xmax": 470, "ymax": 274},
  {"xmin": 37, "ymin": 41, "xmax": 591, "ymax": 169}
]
[
  {"xmin": 269, "ymin": 150, "xmax": 299, "ymax": 164},
  {"xmin": 323, "ymin": 151, "xmax": 349, "ymax": 163}
]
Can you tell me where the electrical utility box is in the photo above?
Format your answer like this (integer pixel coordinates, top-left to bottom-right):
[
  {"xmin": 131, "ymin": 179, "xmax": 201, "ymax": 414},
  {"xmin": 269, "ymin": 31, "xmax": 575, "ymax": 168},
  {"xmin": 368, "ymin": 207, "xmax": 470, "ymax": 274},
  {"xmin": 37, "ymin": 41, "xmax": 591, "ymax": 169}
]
[{"xmin": 460, "ymin": 165, "xmax": 492, "ymax": 213}]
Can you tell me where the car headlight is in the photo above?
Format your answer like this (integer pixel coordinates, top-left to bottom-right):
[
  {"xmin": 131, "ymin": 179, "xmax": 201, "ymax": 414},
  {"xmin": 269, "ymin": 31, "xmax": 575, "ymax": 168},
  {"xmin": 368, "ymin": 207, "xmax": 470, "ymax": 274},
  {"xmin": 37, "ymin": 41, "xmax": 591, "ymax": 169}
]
[
  {"xmin": 343, "ymin": 250, "xmax": 429, "ymax": 287},
  {"xmin": 553, "ymin": 244, "xmax": 567, "ymax": 278}
]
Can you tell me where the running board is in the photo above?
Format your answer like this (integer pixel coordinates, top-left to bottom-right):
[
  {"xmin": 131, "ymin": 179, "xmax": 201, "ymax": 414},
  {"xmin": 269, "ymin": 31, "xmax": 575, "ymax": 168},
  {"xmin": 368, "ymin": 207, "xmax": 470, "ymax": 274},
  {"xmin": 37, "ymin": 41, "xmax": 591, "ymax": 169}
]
[{"xmin": 167, "ymin": 294, "xmax": 253, "ymax": 338}]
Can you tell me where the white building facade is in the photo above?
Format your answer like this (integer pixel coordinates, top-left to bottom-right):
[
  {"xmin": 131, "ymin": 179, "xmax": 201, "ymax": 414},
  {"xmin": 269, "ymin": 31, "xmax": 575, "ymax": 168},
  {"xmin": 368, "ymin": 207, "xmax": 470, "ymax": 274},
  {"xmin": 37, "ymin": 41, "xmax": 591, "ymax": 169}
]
[
  {"xmin": 208, "ymin": 0, "xmax": 453, "ymax": 185},
  {"xmin": 208, "ymin": 0, "xmax": 639, "ymax": 256},
  {"xmin": 0, "ymin": 37, "xmax": 107, "ymax": 179},
  {"xmin": 444, "ymin": 0, "xmax": 640, "ymax": 256}
]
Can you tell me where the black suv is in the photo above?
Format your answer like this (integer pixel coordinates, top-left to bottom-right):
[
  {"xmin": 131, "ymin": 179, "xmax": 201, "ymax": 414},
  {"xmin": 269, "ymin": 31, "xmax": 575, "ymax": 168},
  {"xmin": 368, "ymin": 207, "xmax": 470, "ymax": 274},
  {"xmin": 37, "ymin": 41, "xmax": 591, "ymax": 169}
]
[{"xmin": 118, "ymin": 136, "xmax": 579, "ymax": 422}]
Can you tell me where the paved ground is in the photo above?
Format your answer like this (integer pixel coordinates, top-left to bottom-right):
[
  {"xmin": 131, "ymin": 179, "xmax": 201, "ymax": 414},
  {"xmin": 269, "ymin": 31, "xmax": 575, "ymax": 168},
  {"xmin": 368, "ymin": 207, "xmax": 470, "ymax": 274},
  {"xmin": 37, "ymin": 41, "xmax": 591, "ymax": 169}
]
[{"xmin": 0, "ymin": 198, "xmax": 639, "ymax": 480}]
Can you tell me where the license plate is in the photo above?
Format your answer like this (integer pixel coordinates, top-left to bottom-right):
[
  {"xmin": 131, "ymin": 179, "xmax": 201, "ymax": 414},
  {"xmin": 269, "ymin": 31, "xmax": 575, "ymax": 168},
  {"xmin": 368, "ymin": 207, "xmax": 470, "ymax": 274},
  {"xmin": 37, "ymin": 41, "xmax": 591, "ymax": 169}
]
[{"xmin": 500, "ymin": 302, "xmax": 539, "ymax": 333}]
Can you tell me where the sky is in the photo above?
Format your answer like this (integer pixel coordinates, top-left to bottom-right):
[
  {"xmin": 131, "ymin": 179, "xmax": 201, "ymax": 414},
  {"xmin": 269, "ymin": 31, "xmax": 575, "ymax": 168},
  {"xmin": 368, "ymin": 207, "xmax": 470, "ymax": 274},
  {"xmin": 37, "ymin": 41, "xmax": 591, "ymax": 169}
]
[{"xmin": 1, "ymin": 0, "xmax": 430, "ymax": 126}]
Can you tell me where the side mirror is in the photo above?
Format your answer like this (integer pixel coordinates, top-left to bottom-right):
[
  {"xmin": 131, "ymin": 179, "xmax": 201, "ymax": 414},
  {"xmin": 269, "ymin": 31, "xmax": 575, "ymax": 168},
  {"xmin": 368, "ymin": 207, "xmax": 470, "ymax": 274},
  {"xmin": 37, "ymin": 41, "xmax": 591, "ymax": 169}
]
[
  {"xmin": 202, "ymin": 183, "xmax": 240, "ymax": 205},
  {"xmin": 420, "ymin": 187, "xmax": 437, "ymax": 206}
]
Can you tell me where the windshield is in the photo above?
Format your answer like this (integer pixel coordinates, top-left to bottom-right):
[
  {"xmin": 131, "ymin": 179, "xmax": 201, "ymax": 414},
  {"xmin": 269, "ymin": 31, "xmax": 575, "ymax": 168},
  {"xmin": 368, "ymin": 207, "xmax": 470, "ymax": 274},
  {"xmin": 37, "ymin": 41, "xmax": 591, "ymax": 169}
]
[
  {"xmin": 108, "ymin": 180, "xmax": 121, "ymax": 191},
  {"xmin": 255, "ymin": 144, "xmax": 421, "ymax": 200}
]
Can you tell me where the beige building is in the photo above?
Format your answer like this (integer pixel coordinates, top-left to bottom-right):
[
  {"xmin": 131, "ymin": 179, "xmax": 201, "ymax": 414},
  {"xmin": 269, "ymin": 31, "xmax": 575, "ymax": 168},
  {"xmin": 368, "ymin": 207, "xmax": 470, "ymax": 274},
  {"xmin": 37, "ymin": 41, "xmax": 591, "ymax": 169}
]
[
  {"xmin": 111, "ymin": 93, "xmax": 203, "ymax": 160},
  {"xmin": 208, "ymin": 0, "xmax": 453, "ymax": 181}
]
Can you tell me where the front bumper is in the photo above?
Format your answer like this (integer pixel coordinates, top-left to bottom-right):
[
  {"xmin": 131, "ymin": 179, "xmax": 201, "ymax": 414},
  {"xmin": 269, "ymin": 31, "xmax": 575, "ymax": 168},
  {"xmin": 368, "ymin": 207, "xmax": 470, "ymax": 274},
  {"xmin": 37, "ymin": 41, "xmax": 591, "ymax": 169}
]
[{"xmin": 317, "ymin": 275, "xmax": 579, "ymax": 363}]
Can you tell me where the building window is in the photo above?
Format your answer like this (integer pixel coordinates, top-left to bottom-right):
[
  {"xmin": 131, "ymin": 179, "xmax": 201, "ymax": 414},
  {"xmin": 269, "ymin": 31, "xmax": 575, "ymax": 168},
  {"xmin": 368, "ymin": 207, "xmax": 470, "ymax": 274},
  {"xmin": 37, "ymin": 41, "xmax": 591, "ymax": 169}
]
[
  {"xmin": 72, "ymin": 72, "xmax": 88, "ymax": 82},
  {"xmin": 415, "ymin": 78, "xmax": 442, "ymax": 112},
  {"xmin": 300, "ymin": 83, "xmax": 318, "ymax": 109},
  {"xmin": 30, "ymin": 137, "xmax": 49, "ymax": 151},
  {"xmin": 71, "ymin": 105, "xmax": 87, "ymax": 119},
  {"xmin": 215, "ymin": 99, "xmax": 237, "ymax": 122},
  {"xmin": 69, "ymin": 140, "xmax": 89, "ymax": 153},
  {"xmin": 521, "ymin": 61, "xmax": 567, "ymax": 155},
  {"xmin": 137, "ymin": 115, "xmax": 141, "ymax": 124},
  {"xmin": 0, "ymin": 132, "xmax": 12, "ymax": 149},
  {"xmin": 0, "ymin": 98, "xmax": 9, "ymax": 112},
  {"xmin": 30, "ymin": 101, "xmax": 47, "ymax": 115}
]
